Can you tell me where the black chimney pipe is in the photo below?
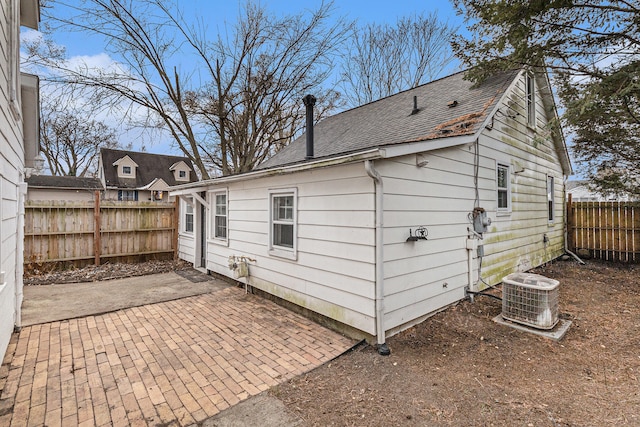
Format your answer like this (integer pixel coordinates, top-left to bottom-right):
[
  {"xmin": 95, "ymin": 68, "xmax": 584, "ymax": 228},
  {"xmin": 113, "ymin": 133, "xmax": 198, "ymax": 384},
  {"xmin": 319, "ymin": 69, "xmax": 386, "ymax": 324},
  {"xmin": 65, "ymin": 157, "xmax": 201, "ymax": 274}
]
[{"xmin": 303, "ymin": 94, "xmax": 316, "ymax": 160}]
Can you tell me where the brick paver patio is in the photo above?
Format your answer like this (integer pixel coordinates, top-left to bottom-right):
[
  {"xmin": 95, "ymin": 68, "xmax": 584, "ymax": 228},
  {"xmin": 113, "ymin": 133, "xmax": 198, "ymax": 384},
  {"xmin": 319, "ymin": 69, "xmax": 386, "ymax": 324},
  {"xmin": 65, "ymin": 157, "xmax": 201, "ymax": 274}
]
[{"xmin": 0, "ymin": 286, "xmax": 355, "ymax": 426}]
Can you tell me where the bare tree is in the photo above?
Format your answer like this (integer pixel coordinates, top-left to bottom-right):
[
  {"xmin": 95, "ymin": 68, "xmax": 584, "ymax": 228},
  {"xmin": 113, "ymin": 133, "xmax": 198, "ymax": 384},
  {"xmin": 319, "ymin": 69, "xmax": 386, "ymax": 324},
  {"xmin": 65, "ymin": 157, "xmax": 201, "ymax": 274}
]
[
  {"xmin": 40, "ymin": 85, "xmax": 119, "ymax": 177},
  {"xmin": 340, "ymin": 12, "xmax": 456, "ymax": 107},
  {"xmin": 29, "ymin": 0, "xmax": 349, "ymax": 178}
]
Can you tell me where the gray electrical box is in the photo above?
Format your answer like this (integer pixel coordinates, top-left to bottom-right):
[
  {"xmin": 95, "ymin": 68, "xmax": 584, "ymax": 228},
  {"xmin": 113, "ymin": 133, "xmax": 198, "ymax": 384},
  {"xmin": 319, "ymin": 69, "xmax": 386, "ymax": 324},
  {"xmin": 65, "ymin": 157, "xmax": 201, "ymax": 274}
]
[{"xmin": 473, "ymin": 207, "xmax": 492, "ymax": 234}]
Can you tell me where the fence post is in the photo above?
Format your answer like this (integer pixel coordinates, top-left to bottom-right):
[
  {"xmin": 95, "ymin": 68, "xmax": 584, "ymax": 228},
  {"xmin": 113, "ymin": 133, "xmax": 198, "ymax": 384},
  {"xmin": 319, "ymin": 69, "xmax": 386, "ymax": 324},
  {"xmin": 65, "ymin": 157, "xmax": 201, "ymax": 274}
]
[
  {"xmin": 173, "ymin": 198, "xmax": 179, "ymax": 260},
  {"xmin": 94, "ymin": 191, "xmax": 101, "ymax": 266}
]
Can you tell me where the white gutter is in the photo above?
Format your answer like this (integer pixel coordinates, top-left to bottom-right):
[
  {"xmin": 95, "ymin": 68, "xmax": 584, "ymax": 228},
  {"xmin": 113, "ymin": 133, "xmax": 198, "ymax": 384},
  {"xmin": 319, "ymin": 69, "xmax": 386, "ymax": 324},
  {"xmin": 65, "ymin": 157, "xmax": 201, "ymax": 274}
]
[
  {"xmin": 364, "ymin": 160, "xmax": 390, "ymax": 356},
  {"xmin": 170, "ymin": 149, "xmax": 382, "ymax": 195}
]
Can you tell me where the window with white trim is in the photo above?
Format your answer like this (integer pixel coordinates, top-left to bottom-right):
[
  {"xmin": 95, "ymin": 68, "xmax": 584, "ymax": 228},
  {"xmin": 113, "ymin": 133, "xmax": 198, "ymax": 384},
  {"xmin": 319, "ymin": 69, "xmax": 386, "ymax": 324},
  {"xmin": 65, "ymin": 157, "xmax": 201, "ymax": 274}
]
[
  {"xmin": 122, "ymin": 166, "xmax": 132, "ymax": 175},
  {"xmin": 269, "ymin": 189, "xmax": 297, "ymax": 259},
  {"xmin": 184, "ymin": 201, "xmax": 194, "ymax": 233},
  {"xmin": 212, "ymin": 191, "xmax": 227, "ymax": 240},
  {"xmin": 547, "ymin": 175, "xmax": 555, "ymax": 222},
  {"xmin": 526, "ymin": 73, "xmax": 535, "ymax": 127},
  {"xmin": 497, "ymin": 164, "xmax": 511, "ymax": 212}
]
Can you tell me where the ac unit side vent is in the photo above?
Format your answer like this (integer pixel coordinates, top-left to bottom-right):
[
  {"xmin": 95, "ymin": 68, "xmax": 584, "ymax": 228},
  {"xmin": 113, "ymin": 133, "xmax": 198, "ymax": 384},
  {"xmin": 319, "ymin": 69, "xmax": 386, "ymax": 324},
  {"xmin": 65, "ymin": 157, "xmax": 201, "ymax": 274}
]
[{"xmin": 502, "ymin": 273, "xmax": 559, "ymax": 330}]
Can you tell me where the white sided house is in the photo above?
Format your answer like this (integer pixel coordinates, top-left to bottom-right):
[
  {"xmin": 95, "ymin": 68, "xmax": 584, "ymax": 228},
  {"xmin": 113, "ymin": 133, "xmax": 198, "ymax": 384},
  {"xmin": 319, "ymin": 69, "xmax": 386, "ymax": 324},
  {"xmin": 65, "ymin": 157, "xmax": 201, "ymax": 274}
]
[
  {"xmin": 171, "ymin": 69, "xmax": 572, "ymax": 353},
  {"xmin": 1, "ymin": 0, "xmax": 40, "ymax": 358}
]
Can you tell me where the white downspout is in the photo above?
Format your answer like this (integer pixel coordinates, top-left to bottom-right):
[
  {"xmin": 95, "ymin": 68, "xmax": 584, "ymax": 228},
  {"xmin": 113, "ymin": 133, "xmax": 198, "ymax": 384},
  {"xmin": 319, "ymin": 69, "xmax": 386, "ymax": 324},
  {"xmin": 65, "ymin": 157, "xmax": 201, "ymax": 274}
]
[
  {"xmin": 364, "ymin": 160, "xmax": 390, "ymax": 355},
  {"xmin": 15, "ymin": 182, "xmax": 27, "ymax": 331},
  {"xmin": 563, "ymin": 175, "xmax": 585, "ymax": 264}
]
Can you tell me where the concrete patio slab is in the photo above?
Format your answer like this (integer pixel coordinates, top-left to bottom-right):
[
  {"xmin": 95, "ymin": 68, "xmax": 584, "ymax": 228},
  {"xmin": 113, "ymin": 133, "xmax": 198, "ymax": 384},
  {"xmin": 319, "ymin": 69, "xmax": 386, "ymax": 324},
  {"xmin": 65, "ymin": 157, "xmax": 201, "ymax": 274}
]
[{"xmin": 21, "ymin": 270, "xmax": 228, "ymax": 326}]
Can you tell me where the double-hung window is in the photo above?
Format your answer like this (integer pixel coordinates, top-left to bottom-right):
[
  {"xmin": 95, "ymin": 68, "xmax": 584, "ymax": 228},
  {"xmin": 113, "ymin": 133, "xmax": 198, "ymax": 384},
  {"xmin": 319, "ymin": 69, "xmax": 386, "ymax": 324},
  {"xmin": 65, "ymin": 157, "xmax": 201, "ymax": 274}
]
[
  {"xmin": 213, "ymin": 192, "xmax": 227, "ymax": 240},
  {"xmin": 184, "ymin": 201, "xmax": 194, "ymax": 233},
  {"xmin": 547, "ymin": 175, "xmax": 555, "ymax": 223},
  {"xmin": 497, "ymin": 164, "xmax": 511, "ymax": 213},
  {"xmin": 269, "ymin": 189, "xmax": 297, "ymax": 259}
]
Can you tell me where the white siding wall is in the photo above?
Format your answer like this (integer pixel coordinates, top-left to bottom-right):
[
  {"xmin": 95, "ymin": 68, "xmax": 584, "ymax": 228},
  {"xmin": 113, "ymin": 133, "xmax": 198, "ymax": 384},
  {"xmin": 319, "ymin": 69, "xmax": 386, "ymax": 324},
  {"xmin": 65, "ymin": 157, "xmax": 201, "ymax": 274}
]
[
  {"xmin": 0, "ymin": 0, "xmax": 24, "ymax": 357},
  {"xmin": 201, "ymin": 163, "xmax": 378, "ymax": 335},
  {"xmin": 376, "ymin": 148, "xmax": 477, "ymax": 333},
  {"xmin": 374, "ymin": 71, "xmax": 566, "ymax": 335},
  {"xmin": 478, "ymin": 72, "xmax": 566, "ymax": 284}
]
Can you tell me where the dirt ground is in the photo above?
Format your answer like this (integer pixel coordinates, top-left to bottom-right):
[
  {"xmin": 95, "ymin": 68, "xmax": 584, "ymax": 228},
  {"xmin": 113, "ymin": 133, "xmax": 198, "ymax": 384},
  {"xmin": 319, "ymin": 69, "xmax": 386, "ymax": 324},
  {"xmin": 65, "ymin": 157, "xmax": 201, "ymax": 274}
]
[
  {"xmin": 24, "ymin": 259, "xmax": 639, "ymax": 426},
  {"xmin": 271, "ymin": 259, "xmax": 640, "ymax": 427}
]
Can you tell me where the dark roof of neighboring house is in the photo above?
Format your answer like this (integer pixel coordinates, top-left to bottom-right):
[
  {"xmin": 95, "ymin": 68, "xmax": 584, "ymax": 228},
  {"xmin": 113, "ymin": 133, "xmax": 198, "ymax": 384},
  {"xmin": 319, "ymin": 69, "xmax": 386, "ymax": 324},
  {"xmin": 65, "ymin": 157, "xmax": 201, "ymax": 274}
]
[
  {"xmin": 259, "ymin": 69, "xmax": 519, "ymax": 169},
  {"xmin": 26, "ymin": 175, "xmax": 104, "ymax": 190},
  {"xmin": 100, "ymin": 148, "xmax": 198, "ymax": 189}
]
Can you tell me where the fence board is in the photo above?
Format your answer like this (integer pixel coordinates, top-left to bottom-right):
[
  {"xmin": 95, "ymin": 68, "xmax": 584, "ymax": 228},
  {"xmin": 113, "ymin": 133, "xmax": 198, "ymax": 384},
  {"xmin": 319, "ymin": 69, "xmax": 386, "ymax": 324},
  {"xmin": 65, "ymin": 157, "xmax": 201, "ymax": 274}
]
[
  {"xmin": 568, "ymin": 200, "xmax": 640, "ymax": 262},
  {"xmin": 25, "ymin": 198, "xmax": 177, "ymax": 269}
]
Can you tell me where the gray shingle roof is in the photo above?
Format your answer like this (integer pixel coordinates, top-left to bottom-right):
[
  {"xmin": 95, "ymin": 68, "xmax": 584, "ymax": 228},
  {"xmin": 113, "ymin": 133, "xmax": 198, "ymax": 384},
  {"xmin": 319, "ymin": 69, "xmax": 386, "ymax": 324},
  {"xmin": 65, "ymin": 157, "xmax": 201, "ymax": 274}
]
[
  {"xmin": 259, "ymin": 70, "xmax": 518, "ymax": 170},
  {"xmin": 26, "ymin": 175, "xmax": 104, "ymax": 190},
  {"xmin": 100, "ymin": 149, "xmax": 198, "ymax": 189}
]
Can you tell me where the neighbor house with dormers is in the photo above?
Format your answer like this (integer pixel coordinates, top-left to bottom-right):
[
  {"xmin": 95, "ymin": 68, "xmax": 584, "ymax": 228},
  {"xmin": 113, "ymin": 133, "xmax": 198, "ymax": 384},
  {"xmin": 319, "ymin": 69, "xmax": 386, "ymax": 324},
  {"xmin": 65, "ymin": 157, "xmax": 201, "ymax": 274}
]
[{"xmin": 98, "ymin": 148, "xmax": 198, "ymax": 202}]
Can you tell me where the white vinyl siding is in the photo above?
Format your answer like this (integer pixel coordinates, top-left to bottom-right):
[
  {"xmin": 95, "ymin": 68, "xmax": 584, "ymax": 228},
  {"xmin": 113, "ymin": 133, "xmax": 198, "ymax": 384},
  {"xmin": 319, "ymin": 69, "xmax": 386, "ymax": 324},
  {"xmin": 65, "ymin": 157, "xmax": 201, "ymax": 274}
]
[
  {"xmin": 186, "ymin": 164, "xmax": 377, "ymax": 336},
  {"xmin": 478, "ymin": 70, "xmax": 566, "ymax": 285},
  {"xmin": 1, "ymin": 0, "xmax": 30, "ymax": 358}
]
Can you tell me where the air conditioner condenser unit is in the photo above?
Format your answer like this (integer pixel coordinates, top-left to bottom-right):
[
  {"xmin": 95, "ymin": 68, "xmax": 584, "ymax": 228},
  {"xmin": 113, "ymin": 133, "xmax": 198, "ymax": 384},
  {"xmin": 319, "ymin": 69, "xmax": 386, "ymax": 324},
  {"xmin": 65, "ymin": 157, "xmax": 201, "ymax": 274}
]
[{"xmin": 502, "ymin": 272, "xmax": 559, "ymax": 330}]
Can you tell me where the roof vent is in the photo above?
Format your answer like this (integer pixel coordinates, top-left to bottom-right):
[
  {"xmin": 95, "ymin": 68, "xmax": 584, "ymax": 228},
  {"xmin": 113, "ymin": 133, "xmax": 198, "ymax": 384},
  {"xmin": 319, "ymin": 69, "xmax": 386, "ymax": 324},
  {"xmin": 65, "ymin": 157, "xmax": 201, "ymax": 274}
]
[
  {"xmin": 411, "ymin": 96, "xmax": 420, "ymax": 115},
  {"xmin": 448, "ymin": 100, "xmax": 458, "ymax": 108}
]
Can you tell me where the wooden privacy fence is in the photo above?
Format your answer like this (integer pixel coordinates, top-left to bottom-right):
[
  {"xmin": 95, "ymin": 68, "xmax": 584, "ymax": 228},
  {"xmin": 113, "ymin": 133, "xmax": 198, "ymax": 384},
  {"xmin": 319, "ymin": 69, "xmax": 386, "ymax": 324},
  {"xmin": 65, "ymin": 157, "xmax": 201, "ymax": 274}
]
[
  {"xmin": 567, "ymin": 197, "xmax": 640, "ymax": 262},
  {"xmin": 25, "ymin": 196, "xmax": 178, "ymax": 269}
]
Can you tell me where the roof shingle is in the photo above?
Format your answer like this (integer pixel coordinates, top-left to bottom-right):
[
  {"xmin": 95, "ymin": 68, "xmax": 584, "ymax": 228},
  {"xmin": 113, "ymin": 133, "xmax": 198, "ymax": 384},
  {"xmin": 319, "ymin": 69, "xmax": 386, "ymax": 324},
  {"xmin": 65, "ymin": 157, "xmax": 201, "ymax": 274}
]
[
  {"xmin": 259, "ymin": 70, "xmax": 518, "ymax": 169},
  {"xmin": 100, "ymin": 149, "xmax": 198, "ymax": 188}
]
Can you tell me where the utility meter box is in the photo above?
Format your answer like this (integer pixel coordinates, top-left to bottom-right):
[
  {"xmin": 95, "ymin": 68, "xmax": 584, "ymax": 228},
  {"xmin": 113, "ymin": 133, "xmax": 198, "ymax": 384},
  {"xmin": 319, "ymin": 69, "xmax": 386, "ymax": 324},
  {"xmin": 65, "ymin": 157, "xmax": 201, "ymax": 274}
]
[{"xmin": 472, "ymin": 207, "xmax": 491, "ymax": 234}]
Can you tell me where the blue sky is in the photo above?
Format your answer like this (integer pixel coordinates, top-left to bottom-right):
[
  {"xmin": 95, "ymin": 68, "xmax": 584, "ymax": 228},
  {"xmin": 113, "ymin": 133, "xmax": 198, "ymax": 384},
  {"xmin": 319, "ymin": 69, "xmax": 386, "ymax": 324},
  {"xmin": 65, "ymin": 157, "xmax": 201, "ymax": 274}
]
[
  {"xmin": 52, "ymin": 1, "xmax": 465, "ymax": 59},
  {"xmin": 33, "ymin": 1, "xmax": 467, "ymax": 156}
]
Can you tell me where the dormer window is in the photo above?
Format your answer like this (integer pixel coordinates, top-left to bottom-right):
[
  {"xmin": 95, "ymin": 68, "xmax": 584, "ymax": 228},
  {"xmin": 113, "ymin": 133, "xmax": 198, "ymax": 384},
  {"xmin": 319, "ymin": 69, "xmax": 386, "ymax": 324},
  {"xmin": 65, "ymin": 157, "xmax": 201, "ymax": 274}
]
[
  {"xmin": 170, "ymin": 161, "xmax": 191, "ymax": 182},
  {"xmin": 113, "ymin": 155, "xmax": 138, "ymax": 179}
]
